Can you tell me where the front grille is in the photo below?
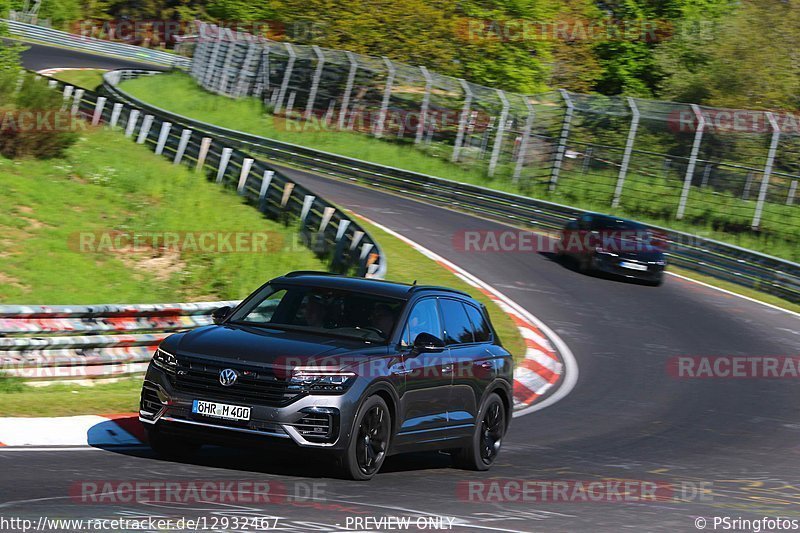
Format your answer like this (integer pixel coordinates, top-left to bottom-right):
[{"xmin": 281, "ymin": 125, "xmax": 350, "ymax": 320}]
[{"xmin": 173, "ymin": 358, "xmax": 301, "ymax": 407}]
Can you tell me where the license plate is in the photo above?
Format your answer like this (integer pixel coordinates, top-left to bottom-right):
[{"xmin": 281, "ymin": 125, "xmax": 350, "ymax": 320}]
[
  {"xmin": 619, "ymin": 261, "xmax": 648, "ymax": 271},
  {"xmin": 192, "ymin": 400, "xmax": 251, "ymax": 421}
]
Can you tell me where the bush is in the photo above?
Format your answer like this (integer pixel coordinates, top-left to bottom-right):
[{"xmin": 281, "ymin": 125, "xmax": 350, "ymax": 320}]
[{"xmin": 0, "ymin": 74, "xmax": 80, "ymax": 159}]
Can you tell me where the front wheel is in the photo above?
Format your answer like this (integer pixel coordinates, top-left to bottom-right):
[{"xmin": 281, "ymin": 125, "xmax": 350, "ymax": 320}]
[
  {"xmin": 453, "ymin": 393, "xmax": 507, "ymax": 471},
  {"xmin": 339, "ymin": 395, "xmax": 392, "ymax": 480}
]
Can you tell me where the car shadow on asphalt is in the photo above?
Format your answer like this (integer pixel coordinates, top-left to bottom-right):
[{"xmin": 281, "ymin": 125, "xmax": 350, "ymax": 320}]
[{"xmin": 89, "ymin": 416, "xmax": 455, "ymax": 479}]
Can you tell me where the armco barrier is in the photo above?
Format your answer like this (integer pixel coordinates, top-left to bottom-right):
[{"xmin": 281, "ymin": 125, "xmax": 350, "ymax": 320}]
[
  {"xmin": 3, "ymin": 18, "xmax": 190, "ymax": 69},
  {"xmin": 104, "ymin": 70, "xmax": 800, "ymax": 305},
  {"xmin": 0, "ymin": 302, "xmax": 234, "ymax": 381}
]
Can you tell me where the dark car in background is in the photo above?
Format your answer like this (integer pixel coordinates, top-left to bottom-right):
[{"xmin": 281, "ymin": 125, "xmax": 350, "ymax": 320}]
[
  {"xmin": 140, "ymin": 272, "xmax": 513, "ymax": 480},
  {"xmin": 557, "ymin": 213, "xmax": 668, "ymax": 286}
]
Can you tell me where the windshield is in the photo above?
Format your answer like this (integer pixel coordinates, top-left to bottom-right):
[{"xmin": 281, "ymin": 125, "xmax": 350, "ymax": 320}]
[{"xmin": 227, "ymin": 283, "xmax": 404, "ymax": 343}]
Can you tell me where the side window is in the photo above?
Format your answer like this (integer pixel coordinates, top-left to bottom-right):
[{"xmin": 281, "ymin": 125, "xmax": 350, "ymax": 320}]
[
  {"xmin": 464, "ymin": 304, "xmax": 492, "ymax": 343},
  {"xmin": 439, "ymin": 299, "xmax": 475, "ymax": 345},
  {"xmin": 579, "ymin": 214, "xmax": 592, "ymax": 230},
  {"xmin": 402, "ymin": 299, "xmax": 442, "ymax": 346}
]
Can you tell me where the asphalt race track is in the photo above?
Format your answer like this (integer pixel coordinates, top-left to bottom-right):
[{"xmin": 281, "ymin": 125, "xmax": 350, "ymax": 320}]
[{"xmin": 4, "ymin": 44, "xmax": 800, "ymax": 532}]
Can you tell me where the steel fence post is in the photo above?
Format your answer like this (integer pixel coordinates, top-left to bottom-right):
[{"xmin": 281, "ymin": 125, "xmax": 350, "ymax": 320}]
[
  {"xmin": 196, "ymin": 137, "xmax": 212, "ymax": 171},
  {"xmin": 339, "ymin": 51, "xmax": 358, "ymax": 131},
  {"xmin": 788, "ymin": 180, "xmax": 797, "ymax": 206},
  {"xmin": 612, "ymin": 97, "xmax": 640, "ymax": 208},
  {"xmin": 274, "ymin": 43, "xmax": 296, "ymax": 115},
  {"xmin": 91, "ymin": 97, "xmax": 107, "ymax": 126},
  {"xmin": 304, "ymin": 46, "xmax": 326, "ymax": 121},
  {"xmin": 109, "ymin": 103, "xmax": 123, "ymax": 128},
  {"xmin": 550, "ymin": 89, "xmax": 574, "ymax": 192},
  {"xmin": 173, "ymin": 129, "xmax": 193, "ymax": 165},
  {"xmin": 136, "ymin": 115, "xmax": 154, "ymax": 144},
  {"xmin": 259, "ymin": 170, "xmax": 275, "ymax": 204},
  {"xmin": 237, "ymin": 158, "xmax": 255, "ymax": 194},
  {"xmin": 676, "ymin": 104, "xmax": 705, "ymax": 220},
  {"xmin": 513, "ymin": 98, "xmax": 535, "ymax": 185},
  {"xmin": 488, "ymin": 89, "xmax": 510, "ymax": 177},
  {"xmin": 752, "ymin": 112, "xmax": 781, "ymax": 230},
  {"xmin": 154, "ymin": 121, "xmax": 172, "ymax": 155},
  {"xmin": 452, "ymin": 79, "xmax": 473, "ymax": 163},
  {"xmin": 124, "ymin": 109, "xmax": 140, "ymax": 138},
  {"xmin": 374, "ymin": 57, "xmax": 395, "ymax": 138},
  {"xmin": 216, "ymin": 147, "xmax": 233, "ymax": 184},
  {"xmin": 415, "ymin": 66, "xmax": 432, "ymax": 145}
]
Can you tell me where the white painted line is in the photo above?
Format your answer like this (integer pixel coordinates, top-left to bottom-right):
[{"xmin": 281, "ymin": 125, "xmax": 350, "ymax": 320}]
[{"xmin": 667, "ymin": 272, "xmax": 800, "ymax": 319}]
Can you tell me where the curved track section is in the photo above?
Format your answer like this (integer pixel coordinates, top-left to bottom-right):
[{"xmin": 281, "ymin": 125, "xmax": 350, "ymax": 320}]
[{"xmin": 4, "ymin": 44, "xmax": 800, "ymax": 532}]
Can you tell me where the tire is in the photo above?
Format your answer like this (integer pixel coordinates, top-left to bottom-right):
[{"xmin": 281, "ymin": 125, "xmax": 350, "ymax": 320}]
[
  {"xmin": 646, "ymin": 274, "xmax": 664, "ymax": 287},
  {"xmin": 453, "ymin": 393, "xmax": 507, "ymax": 471},
  {"xmin": 146, "ymin": 426, "xmax": 201, "ymax": 459},
  {"xmin": 339, "ymin": 395, "xmax": 392, "ymax": 481}
]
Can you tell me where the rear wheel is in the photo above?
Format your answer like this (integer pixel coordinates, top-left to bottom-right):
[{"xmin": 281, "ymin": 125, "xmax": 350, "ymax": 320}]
[
  {"xmin": 339, "ymin": 395, "xmax": 392, "ymax": 480},
  {"xmin": 146, "ymin": 426, "xmax": 201, "ymax": 459},
  {"xmin": 454, "ymin": 393, "xmax": 507, "ymax": 471}
]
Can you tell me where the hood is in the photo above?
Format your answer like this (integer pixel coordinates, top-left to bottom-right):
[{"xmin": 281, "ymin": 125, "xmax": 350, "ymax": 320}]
[{"xmin": 162, "ymin": 324, "xmax": 389, "ymax": 369}]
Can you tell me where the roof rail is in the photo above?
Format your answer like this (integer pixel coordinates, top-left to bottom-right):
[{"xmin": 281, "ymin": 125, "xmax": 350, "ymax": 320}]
[
  {"xmin": 407, "ymin": 285, "xmax": 471, "ymax": 297},
  {"xmin": 282, "ymin": 271, "xmax": 342, "ymax": 278}
]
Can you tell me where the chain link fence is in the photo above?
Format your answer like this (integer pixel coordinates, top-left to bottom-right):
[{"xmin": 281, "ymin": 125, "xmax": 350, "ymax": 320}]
[{"xmin": 189, "ymin": 22, "xmax": 800, "ymax": 259}]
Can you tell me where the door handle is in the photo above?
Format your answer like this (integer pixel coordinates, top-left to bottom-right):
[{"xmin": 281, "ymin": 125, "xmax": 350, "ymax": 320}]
[
  {"xmin": 441, "ymin": 364, "xmax": 454, "ymax": 374},
  {"xmin": 479, "ymin": 361, "xmax": 493, "ymax": 370}
]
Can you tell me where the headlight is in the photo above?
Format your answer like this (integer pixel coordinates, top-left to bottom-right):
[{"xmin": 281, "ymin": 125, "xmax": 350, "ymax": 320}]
[
  {"xmin": 152, "ymin": 348, "xmax": 177, "ymax": 373},
  {"xmin": 595, "ymin": 247, "xmax": 618, "ymax": 256},
  {"xmin": 288, "ymin": 370, "xmax": 355, "ymax": 393}
]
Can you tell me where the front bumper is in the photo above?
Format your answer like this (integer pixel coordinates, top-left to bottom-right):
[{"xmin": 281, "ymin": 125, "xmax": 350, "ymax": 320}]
[
  {"xmin": 593, "ymin": 253, "xmax": 665, "ymax": 281},
  {"xmin": 140, "ymin": 364, "xmax": 357, "ymax": 451}
]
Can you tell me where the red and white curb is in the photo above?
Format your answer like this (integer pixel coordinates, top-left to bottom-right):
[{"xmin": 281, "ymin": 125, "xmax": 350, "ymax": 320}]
[
  {"xmin": 356, "ymin": 214, "xmax": 578, "ymax": 418},
  {"xmin": 0, "ymin": 413, "xmax": 145, "ymax": 448}
]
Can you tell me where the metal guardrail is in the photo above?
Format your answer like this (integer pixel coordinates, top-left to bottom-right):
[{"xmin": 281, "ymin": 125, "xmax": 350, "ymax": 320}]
[
  {"xmin": 2, "ymin": 18, "xmax": 191, "ymax": 69},
  {"xmin": 0, "ymin": 72, "xmax": 388, "ymax": 382},
  {"xmin": 0, "ymin": 302, "xmax": 235, "ymax": 381},
  {"xmin": 105, "ymin": 70, "xmax": 800, "ymax": 305}
]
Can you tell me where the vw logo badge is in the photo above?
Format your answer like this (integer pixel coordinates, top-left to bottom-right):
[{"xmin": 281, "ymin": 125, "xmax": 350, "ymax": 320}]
[{"xmin": 219, "ymin": 368, "xmax": 238, "ymax": 387}]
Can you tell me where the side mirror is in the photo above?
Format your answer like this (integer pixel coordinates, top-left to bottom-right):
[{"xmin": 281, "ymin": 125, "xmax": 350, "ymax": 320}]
[
  {"xmin": 412, "ymin": 332, "xmax": 446, "ymax": 353},
  {"xmin": 211, "ymin": 306, "xmax": 232, "ymax": 325}
]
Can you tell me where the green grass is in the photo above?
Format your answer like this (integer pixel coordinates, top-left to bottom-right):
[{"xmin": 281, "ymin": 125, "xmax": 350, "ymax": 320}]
[
  {"xmin": 120, "ymin": 72, "xmax": 800, "ymax": 263},
  {"xmin": 0, "ymin": 126, "xmax": 327, "ymax": 304},
  {"xmin": 0, "ymin": 378, "xmax": 142, "ymax": 417},
  {"xmin": 51, "ymin": 69, "xmax": 106, "ymax": 91}
]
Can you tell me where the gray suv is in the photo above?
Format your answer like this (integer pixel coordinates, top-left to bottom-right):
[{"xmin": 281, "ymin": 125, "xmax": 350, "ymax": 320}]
[{"xmin": 140, "ymin": 272, "xmax": 513, "ymax": 480}]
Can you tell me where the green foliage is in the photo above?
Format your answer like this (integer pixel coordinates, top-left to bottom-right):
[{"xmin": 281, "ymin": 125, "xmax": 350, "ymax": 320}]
[
  {"xmin": 657, "ymin": 0, "xmax": 799, "ymax": 109},
  {"xmin": 0, "ymin": 74, "xmax": 79, "ymax": 159}
]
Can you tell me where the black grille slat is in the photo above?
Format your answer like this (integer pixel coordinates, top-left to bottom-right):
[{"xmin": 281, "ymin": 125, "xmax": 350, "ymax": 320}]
[{"xmin": 173, "ymin": 358, "xmax": 301, "ymax": 407}]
